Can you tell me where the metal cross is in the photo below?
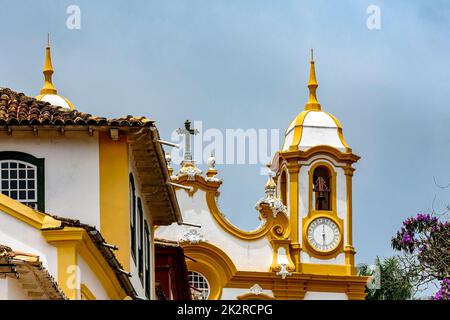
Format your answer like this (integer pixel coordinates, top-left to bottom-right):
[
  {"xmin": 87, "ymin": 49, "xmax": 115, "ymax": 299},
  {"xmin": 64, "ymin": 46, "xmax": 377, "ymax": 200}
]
[{"xmin": 176, "ymin": 120, "xmax": 199, "ymax": 161}]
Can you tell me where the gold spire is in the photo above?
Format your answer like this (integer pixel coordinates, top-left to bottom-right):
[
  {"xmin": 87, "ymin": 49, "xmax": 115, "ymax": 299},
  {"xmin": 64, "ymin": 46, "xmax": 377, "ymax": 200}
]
[
  {"xmin": 304, "ymin": 48, "xmax": 321, "ymax": 111},
  {"xmin": 40, "ymin": 34, "xmax": 57, "ymax": 95}
]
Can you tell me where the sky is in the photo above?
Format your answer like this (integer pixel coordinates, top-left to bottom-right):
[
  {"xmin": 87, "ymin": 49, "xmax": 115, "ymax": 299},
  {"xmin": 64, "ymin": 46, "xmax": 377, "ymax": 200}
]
[{"xmin": 1, "ymin": 0, "xmax": 450, "ymax": 268}]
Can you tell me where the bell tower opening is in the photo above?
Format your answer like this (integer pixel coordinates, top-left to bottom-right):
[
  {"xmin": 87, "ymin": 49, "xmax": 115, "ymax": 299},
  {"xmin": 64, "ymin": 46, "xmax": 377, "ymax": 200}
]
[{"xmin": 312, "ymin": 166, "xmax": 331, "ymax": 211}]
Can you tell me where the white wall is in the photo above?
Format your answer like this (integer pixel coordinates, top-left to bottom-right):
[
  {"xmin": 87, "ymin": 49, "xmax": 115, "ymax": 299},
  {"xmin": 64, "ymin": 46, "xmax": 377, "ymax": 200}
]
[
  {"xmin": 77, "ymin": 254, "xmax": 109, "ymax": 300},
  {"xmin": 0, "ymin": 278, "xmax": 29, "ymax": 300},
  {"xmin": 157, "ymin": 188, "xmax": 273, "ymax": 272},
  {"xmin": 0, "ymin": 209, "xmax": 58, "ymax": 276},
  {"xmin": 0, "ymin": 131, "xmax": 100, "ymax": 227}
]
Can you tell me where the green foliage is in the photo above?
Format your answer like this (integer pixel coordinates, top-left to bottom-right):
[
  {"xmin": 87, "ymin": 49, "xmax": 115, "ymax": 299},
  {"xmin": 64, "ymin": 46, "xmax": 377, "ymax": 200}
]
[{"xmin": 358, "ymin": 256, "xmax": 413, "ymax": 300}]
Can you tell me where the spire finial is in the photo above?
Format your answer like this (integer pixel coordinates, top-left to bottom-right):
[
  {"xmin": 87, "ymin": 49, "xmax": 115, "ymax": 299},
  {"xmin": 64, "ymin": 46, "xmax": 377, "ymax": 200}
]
[
  {"xmin": 264, "ymin": 170, "xmax": 277, "ymax": 197},
  {"xmin": 40, "ymin": 34, "xmax": 57, "ymax": 95},
  {"xmin": 304, "ymin": 48, "xmax": 321, "ymax": 111}
]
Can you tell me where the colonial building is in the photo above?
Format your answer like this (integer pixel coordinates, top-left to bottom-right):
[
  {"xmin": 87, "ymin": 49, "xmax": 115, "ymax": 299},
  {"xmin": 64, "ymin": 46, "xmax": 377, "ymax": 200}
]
[
  {"xmin": 156, "ymin": 51, "xmax": 368, "ymax": 300},
  {"xmin": 0, "ymin": 42, "xmax": 184, "ymax": 299}
]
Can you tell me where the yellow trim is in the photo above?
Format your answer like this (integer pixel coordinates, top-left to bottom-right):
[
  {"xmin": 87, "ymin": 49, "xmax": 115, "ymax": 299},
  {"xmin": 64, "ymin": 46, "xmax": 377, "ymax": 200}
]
[
  {"xmin": 206, "ymin": 191, "xmax": 270, "ymax": 240},
  {"xmin": 288, "ymin": 111, "xmax": 310, "ymax": 151},
  {"xmin": 182, "ymin": 242, "xmax": 237, "ymax": 300},
  {"xmin": 55, "ymin": 241, "xmax": 78, "ymax": 299},
  {"xmin": 286, "ymin": 162, "xmax": 299, "ymax": 244},
  {"xmin": 99, "ymin": 132, "xmax": 130, "ymax": 271},
  {"xmin": 43, "ymin": 227, "xmax": 128, "ymax": 300},
  {"xmin": 0, "ymin": 194, "xmax": 61, "ymax": 230},
  {"xmin": 344, "ymin": 165, "xmax": 356, "ymax": 273},
  {"xmin": 80, "ymin": 284, "xmax": 97, "ymax": 300},
  {"xmin": 280, "ymin": 145, "xmax": 360, "ymax": 164},
  {"xmin": 278, "ymin": 167, "xmax": 288, "ymax": 206},
  {"xmin": 226, "ymin": 271, "xmax": 368, "ymax": 300},
  {"xmin": 325, "ymin": 112, "xmax": 351, "ymax": 151}
]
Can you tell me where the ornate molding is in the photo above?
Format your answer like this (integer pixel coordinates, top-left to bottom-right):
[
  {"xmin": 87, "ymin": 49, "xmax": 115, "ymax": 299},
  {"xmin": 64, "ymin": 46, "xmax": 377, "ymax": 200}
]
[{"xmin": 180, "ymin": 228, "xmax": 205, "ymax": 244}]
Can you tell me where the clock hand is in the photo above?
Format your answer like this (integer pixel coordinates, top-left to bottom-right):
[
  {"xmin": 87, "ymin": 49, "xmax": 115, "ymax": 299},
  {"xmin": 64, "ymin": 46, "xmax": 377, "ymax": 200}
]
[{"xmin": 322, "ymin": 224, "xmax": 326, "ymax": 245}]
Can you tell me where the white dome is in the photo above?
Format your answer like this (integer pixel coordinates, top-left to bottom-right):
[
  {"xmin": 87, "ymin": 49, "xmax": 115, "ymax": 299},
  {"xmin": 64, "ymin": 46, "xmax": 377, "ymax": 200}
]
[
  {"xmin": 282, "ymin": 110, "xmax": 348, "ymax": 152},
  {"xmin": 37, "ymin": 94, "xmax": 74, "ymax": 110}
]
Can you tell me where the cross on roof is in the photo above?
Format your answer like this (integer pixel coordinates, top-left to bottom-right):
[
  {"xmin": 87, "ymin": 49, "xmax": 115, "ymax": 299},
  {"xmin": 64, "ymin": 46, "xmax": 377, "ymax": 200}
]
[{"xmin": 176, "ymin": 120, "xmax": 199, "ymax": 162}]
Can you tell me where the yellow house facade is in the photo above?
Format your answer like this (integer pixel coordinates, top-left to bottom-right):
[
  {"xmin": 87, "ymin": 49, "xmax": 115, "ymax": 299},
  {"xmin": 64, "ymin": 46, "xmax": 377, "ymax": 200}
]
[{"xmin": 0, "ymin": 43, "xmax": 181, "ymax": 299}]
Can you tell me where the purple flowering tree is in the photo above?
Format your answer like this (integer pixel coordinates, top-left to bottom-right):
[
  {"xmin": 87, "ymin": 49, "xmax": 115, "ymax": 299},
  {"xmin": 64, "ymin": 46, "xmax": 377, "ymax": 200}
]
[{"xmin": 391, "ymin": 213, "xmax": 450, "ymax": 300}]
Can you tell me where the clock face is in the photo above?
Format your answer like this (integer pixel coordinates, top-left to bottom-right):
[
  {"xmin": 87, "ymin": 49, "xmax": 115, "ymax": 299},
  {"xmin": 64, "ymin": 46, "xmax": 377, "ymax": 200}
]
[{"xmin": 307, "ymin": 217, "xmax": 340, "ymax": 252}]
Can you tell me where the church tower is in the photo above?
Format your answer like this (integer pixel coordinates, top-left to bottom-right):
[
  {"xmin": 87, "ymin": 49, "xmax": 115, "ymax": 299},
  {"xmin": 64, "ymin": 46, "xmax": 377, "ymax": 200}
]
[
  {"xmin": 271, "ymin": 49, "xmax": 359, "ymax": 276},
  {"xmin": 156, "ymin": 50, "xmax": 367, "ymax": 300}
]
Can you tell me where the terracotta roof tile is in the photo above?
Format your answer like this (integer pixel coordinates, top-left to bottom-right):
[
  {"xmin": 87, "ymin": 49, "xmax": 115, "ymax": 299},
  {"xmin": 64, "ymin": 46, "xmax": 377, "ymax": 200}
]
[{"xmin": 0, "ymin": 88, "xmax": 154, "ymax": 127}]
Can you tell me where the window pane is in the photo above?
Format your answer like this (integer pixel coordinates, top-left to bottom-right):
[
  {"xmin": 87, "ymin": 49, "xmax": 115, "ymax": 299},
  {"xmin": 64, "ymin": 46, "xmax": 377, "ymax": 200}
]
[
  {"xmin": 19, "ymin": 180, "xmax": 26, "ymax": 189},
  {"xmin": 0, "ymin": 159, "xmax": 39, "ymax": 210},
  {"xmin": 19, "ymin": 191, "xmax": 26, "ymax": 200},
  {"xmin": 28, "ymin": 191, "xmax": 35, "ymax": 200}
]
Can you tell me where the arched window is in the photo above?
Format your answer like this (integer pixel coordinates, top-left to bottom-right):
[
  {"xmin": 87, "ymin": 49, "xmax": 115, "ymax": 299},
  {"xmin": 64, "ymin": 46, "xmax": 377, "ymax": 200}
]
[
  {"xmin": 312, "ymin": 166, "xmax": 331, "ymax": 211},
  {"xmin": 129, "ymin": 174, "xmax": 136, "ymax": 261},
  {"xmin": 137, "ymin": 198, "xmax": 144, "ymax": 282},
  {"xmin": 279, "ymin": 170, "xmax": 287, "ymax": 206},
  {"xmin": 188, "ymin": 271, "xmax": 210, "ymax": 300},
  {"xmin": 0, "ymin": 152, "xmax": 44, "ymax": 211}
]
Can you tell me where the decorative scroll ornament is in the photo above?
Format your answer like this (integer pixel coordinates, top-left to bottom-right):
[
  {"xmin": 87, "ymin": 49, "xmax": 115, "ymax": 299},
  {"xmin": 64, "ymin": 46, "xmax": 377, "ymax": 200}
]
[
  {"xmin": 205, "ymin": 175, "xmax": 222, "ymax": 183},
  {"xmin": 255, "ymin": 174, "xmax": 287, "ymax": 218},
  {"xmin": 180, "ymin": 228, "xmax": 205, "ymax": 244},
  {"xmin": 178, "ymin": 165, "xmax": 202, "ymax": 180},
  {"xmin": 276, "ymin": 263, "xmax": 293, "ymax": 279},
  {"xmin": 249, "ymin": 284, "xmax": 263, "ymax": 295}
]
